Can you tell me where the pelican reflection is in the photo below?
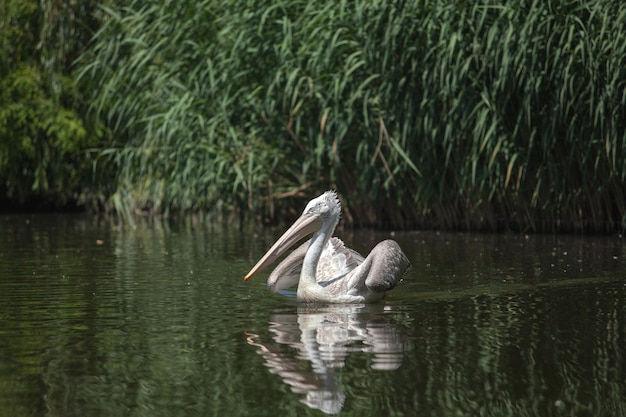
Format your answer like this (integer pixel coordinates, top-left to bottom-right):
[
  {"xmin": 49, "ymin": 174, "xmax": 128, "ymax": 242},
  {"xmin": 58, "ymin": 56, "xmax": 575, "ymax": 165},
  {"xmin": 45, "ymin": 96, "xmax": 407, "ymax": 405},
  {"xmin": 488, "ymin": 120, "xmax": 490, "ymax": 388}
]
[{"xmin": 246, "ymin": 304, "xmax": 404, "ymax": 414}]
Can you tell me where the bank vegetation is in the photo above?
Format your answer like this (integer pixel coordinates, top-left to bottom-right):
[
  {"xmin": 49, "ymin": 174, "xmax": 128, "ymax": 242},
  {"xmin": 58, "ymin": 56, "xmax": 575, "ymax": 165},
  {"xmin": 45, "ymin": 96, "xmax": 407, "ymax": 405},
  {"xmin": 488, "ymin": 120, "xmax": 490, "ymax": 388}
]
[{"xmin": 1, "ymin": 0, "xmax": 625, "ymax": 232}]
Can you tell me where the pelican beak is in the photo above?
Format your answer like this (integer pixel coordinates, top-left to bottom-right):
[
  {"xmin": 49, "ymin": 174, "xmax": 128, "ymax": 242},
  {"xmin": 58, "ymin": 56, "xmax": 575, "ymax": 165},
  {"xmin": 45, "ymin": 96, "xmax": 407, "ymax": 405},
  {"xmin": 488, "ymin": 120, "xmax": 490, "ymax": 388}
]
[{"xmin": 244, "ymin": 214, "xmax": 322, "ymax": 281}]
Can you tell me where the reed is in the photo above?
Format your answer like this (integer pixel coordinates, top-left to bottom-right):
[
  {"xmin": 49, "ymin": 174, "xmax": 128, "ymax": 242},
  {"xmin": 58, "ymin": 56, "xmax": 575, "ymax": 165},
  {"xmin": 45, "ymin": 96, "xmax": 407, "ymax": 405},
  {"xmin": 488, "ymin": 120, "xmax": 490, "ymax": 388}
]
[{"xmin": 77, "ymin": 0, "xmax": 626, "ymax": 232}]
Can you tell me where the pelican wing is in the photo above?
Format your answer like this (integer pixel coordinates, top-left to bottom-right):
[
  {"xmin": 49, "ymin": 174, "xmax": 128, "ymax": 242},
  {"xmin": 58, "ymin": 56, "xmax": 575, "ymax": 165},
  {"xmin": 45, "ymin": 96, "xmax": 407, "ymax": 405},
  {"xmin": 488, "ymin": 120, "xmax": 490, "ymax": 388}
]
[
  {"xmin": 316, "ymin": 237, "xmax": 364, "ymax": 287},
  {"xmin": 363, "ymin": 240, "xmax": 410, "ymax": 292},
  {"xmin": 343, "ymin": 240, "xmax": 410, "ymax": 294}
]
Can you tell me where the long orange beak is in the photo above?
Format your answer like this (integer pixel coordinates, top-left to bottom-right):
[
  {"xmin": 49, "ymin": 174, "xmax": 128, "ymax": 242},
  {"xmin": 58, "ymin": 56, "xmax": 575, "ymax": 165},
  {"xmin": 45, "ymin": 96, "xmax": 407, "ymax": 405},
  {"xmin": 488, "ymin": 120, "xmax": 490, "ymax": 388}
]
[{"xmin": 244, "ymin": 214, "xmax": 322, "ymax": 281}]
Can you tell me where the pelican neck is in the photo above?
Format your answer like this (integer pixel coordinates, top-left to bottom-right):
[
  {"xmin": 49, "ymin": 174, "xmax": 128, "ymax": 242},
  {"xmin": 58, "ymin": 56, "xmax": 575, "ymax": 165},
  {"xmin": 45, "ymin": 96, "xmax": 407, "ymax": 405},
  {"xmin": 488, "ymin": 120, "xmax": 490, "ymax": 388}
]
[{"xmin": 300, "ymin": 219, "xmax": 335, "ymax": 286}]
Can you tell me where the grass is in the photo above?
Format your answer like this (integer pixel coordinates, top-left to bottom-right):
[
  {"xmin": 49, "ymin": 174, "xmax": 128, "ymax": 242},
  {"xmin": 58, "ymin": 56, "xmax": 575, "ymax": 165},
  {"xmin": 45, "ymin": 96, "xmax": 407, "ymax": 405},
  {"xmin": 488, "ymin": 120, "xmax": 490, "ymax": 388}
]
[{"xmin": 73, "ymin": 0, "xmax": 626, "ymax": 232}]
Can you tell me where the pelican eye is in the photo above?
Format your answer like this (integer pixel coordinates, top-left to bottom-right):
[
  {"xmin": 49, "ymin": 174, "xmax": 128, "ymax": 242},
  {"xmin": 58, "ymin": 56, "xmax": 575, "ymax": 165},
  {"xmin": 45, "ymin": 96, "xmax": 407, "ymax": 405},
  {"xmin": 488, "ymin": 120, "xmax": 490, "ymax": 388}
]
[{"xmin": 304, "ymin": 202, "xmax": 319, "ymax": 214}]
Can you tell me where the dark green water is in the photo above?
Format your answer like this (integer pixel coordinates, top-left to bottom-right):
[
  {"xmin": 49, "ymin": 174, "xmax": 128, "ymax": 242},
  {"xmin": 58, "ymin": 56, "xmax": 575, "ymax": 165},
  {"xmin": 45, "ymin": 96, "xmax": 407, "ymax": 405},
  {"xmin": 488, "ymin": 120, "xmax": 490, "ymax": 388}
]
[{"xmin": 1, "ymin": 214, "xmax": 625, "ymax": 416}]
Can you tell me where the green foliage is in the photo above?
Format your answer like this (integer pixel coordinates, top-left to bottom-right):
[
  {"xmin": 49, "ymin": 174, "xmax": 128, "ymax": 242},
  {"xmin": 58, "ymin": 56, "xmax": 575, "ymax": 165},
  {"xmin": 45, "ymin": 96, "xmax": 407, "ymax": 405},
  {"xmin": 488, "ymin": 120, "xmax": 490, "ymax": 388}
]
[
  {"xmin": 4, "ymin": 0, "xmax": 624, "ymax": 231},
  {"xmin": 78, "ymin": 0, "xmax": 626, "ymax": 231},
  {"xmin": 0, "ymin": 0, "xmax": 105, "ymax": 208},
  {"xmin": 404, "ymin": 0, "xmax": 626, "ymax": 231},
  {"xmin": 78, "ymin": 1, "xmax": 282, "ymax": 216},
  {"xmin": 0, "ymin": 65, "xmax": 84, "ymax": 202}
]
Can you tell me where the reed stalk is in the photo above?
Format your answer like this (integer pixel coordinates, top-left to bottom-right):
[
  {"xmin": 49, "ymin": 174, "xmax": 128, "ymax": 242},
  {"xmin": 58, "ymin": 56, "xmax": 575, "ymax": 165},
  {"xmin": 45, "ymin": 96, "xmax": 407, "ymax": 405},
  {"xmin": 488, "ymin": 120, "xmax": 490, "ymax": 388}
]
[{"xmin": 76, "ymin": 0, "xmax": 626, "ymax": 232}]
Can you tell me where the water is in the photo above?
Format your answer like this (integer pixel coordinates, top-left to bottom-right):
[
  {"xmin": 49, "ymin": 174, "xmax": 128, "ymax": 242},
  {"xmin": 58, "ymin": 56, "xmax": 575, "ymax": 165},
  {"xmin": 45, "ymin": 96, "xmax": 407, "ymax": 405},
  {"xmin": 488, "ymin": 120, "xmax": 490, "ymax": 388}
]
[{"xmin": 1, "ymin": 214, "xmax": 625, "ymax": 416}]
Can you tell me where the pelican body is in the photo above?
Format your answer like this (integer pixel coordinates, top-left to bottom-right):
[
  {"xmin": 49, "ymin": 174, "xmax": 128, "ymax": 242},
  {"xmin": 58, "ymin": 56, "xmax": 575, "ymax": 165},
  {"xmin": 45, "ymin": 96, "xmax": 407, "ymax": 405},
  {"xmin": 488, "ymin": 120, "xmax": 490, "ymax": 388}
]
[{"xmin": 244, "ymin": 191, "xmax": 410, "ymax": 303}]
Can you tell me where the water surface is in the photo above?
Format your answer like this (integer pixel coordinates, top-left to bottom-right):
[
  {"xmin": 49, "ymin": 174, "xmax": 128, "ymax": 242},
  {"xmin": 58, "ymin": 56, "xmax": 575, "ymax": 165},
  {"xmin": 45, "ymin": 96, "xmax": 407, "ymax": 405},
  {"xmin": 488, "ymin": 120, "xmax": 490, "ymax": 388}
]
[{"xmin": 1, "ymin": 215, "xmax": 625, "ymax": 416}]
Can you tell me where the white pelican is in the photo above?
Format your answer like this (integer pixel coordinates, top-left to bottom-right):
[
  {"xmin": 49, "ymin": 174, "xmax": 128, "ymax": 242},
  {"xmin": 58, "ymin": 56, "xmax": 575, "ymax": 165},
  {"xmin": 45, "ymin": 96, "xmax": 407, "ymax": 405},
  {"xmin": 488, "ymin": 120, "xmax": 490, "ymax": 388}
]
[{"xmin": 244, "ymin": 191, "xmax": 410, "ymax": 303}]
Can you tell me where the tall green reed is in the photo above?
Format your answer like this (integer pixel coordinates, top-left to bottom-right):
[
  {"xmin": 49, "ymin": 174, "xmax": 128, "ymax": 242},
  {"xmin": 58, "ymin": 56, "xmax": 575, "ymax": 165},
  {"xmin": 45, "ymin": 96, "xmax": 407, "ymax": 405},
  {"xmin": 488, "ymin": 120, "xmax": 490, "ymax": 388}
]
[{"xmin": 79, "ymin": 0, "xmax": 626, "ymax": 231}]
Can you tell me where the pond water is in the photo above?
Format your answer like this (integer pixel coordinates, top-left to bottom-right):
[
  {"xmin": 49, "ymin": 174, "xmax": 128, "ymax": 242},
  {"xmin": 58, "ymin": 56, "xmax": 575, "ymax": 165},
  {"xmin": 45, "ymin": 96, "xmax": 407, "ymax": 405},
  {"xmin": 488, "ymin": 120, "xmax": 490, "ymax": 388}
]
[{"xmin": 1, "ymin": 214, "xmax": 625, "ymax": 417}]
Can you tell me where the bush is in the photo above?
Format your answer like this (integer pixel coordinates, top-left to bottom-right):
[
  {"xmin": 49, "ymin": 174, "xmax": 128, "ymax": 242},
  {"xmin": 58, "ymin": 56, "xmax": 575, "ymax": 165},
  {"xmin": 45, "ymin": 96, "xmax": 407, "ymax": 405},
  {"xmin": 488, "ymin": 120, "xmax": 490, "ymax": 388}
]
[{"xmin": 0, "ymin": 0, "xmax": 106, "ymax": 209}]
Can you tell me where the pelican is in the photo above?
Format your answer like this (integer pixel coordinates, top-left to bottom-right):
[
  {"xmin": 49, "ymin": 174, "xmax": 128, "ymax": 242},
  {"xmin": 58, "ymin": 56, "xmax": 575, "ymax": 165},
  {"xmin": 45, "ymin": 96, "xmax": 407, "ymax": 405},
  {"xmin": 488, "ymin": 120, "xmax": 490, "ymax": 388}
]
[{"xmin": 244, "ymin": 191, "xmax": 410, "ymax": 303}]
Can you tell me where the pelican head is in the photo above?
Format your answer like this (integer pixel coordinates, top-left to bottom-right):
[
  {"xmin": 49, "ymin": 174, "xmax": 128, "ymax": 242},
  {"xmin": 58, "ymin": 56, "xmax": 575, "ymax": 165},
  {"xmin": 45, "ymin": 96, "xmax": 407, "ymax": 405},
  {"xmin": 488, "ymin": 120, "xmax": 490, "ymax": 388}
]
[
  {"xmin": 244, "ymin": 191, "xmax": 341, "ymax": 281},
  {"xmin": 301, "ymin": 190, "xmax": 341, "ymax": 223}
]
